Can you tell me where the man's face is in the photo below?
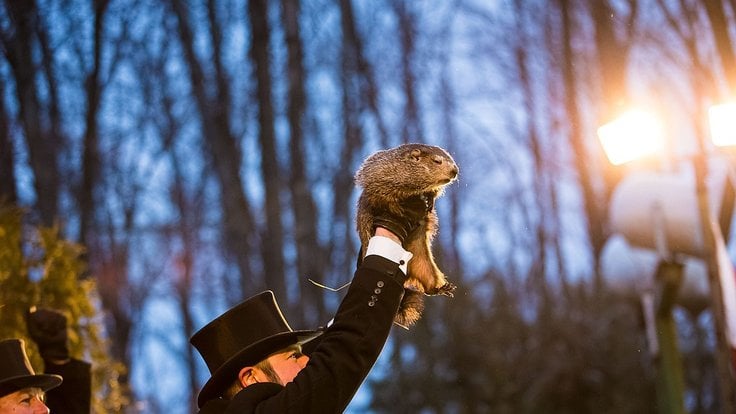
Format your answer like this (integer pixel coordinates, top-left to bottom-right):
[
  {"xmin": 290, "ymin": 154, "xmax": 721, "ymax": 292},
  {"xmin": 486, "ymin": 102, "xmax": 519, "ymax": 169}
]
[
  {"xmin": 239, "ymin": 345, "xmax": 310, "ymax": 390},
  {"xmin": 0, "ymin": 388, "xmax": 49, "ymax": 414},
  {"xmin": 262, "ymin": 346, "xmax": 310, "ymax": 385},
  {"xmin": 250, "ymin": 345, "xmax": 309, "ymax": 386}
]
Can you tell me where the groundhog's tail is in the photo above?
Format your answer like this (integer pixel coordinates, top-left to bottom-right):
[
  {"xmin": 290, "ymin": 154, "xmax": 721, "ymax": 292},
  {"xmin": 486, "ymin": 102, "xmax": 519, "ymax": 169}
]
[{"xmin": 394, "ymin": 290, "xmax": 425, "ymax": 329}]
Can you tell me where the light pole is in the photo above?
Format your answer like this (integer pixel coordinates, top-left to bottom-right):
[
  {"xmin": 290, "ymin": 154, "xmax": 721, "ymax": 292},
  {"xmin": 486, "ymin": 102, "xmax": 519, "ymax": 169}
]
[
  {"xmin": 700, "ymin": 102, "xmax": 736, "ymax": 411},
  {"xmin": 653, "ymin": 260, "xmax": 685, "ymax": 414},
  {"xmin": 598, "ymin": 105, "xmax": 736, "ymax": 412}
]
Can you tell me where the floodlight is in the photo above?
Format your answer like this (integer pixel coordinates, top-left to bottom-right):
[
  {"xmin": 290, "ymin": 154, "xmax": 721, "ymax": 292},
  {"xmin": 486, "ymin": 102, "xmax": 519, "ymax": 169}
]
[
  {"xmin": 709, "ymin": 103, "xmax": 736, "ymax": 147},
  {"xmin": 598, "ymin": 110, "xmax": 664, "ymax": 165}
]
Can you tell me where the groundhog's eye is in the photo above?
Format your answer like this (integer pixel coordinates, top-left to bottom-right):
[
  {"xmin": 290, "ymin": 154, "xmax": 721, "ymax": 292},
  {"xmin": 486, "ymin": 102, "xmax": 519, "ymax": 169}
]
[{"xmin": 409, "ymin": 149, "xmax": 422, "ymax": 161}]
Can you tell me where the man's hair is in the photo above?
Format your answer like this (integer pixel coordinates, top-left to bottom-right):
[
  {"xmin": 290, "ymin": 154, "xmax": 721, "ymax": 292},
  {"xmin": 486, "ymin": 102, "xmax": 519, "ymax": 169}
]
[
  {"xmin": 255, "ymin": 358, "xmax": 282, "ymax": 384},
  {"xmin": 221, "ymin": 345, "xmax": 301, "ymax": 399},
  {"xmin": 222, "ymin": 377, "xmax": 244, "ymax": 400}
]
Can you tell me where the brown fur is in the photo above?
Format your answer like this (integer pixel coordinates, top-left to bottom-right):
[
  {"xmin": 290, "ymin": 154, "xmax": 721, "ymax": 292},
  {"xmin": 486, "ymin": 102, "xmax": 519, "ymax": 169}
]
[{"xmin": 355, "ymin": 143, "xmax": 459, "ymax": 327}]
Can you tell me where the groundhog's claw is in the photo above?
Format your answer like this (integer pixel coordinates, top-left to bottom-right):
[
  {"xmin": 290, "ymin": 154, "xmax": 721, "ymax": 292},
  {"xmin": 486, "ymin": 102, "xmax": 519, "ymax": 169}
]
[{"xmin": 427, "ymin": 282, "xmax": 456, "ymax": 297}]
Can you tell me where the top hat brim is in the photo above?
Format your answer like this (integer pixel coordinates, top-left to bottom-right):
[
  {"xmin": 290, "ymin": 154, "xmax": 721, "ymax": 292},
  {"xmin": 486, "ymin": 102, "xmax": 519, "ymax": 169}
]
[
  {"xmin": 0, "ymin": 373, "xmax": 62, "ymax": 398},
  {"xmin": 198, "ymin": 329, "xmax": 322, "ymax": 407},
  {"xmin": 301, "ymin": 327, "xmax": 326, "ymax": 356}
]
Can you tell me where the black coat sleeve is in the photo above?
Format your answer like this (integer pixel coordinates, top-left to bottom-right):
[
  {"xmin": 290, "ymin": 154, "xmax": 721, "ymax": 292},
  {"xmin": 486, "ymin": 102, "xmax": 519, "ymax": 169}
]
[
  {"xmin": 44, "ymin": 358, "xmax": 92, "ymax": 414},
  {"xmin": 217, "ymin": 254, "xmax": 406, "ymax": 414}
]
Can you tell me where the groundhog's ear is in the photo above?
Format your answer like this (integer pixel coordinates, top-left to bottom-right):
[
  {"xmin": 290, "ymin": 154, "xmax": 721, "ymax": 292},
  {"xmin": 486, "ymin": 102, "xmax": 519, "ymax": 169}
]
[{"xmin": 409, "ymin": 148, "xmax": 421, "ymax": 161}]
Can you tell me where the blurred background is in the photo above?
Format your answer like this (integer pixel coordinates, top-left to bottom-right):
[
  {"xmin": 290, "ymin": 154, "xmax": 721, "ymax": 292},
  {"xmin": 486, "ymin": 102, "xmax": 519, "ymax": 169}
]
[{"xmin": 1, "ymin": 0, "xmax": 736, "ymax": 412}]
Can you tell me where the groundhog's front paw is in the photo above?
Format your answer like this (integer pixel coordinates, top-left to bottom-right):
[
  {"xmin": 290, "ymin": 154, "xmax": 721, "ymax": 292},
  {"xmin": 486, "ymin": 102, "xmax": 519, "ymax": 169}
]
[{"xmin": 426, "ymin": 281, "xmax": 456, "ymax": 296}]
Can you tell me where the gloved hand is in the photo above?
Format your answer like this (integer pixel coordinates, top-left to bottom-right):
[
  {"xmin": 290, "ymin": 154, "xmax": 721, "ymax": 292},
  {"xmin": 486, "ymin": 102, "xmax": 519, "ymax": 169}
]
[
  {"xmin": 372, "ymin": 194, "xmax": 432, "ymax": 244},
  {"xmin": 25, "ymin": 307, "xmax": 70, "ymax": 362}
]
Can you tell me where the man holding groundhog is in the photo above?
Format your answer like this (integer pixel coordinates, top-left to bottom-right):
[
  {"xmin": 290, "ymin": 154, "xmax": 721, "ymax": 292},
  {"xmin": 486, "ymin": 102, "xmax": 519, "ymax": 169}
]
[{"xmin": 191, "ymin": 196, "xmax": 429, "ymax": 413}]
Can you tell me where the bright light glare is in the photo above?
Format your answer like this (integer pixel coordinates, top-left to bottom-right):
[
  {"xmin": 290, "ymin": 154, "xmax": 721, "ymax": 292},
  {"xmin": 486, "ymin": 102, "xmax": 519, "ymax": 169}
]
[
  {"xmin": 597, "ymin": 110, "xmax": 664, "ymax": 165},
  {"xmin": 709, "ymin": 103, "xmax": 736, "ymax": 147}
]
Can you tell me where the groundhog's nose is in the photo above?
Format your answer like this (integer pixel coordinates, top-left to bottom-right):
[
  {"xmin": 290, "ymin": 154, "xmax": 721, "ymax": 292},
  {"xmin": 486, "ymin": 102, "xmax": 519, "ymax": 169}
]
[{"xmin": 449, "ymin": 165, "xmax": 458, "ymax": 178}]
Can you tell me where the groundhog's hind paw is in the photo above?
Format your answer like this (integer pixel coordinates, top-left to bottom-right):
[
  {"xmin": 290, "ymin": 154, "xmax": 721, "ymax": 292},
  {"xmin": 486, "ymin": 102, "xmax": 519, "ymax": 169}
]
[
  {"xmin": 394, "ymin": 283, "xmax": 457, "ymax": 329},
  {"xmin": 394, "ymin": 290, "xmax": 425, "ymax": 329}
]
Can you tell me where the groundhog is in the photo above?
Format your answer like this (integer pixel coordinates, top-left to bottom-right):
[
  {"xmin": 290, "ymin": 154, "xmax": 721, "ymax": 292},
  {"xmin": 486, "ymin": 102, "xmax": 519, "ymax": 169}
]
[{"xmin": 355, "ymin": 143, "xmax": 459, "ymax": 327}]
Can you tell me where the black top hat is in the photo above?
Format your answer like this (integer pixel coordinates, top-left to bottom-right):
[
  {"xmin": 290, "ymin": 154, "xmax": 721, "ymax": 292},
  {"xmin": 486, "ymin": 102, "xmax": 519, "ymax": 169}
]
[
  {"xmin": 190, "ymin": 291, "xmax": 321, "ymax": 407},
  {"xmin": 0, "ymin": 339, "xmax": 62, "ymax": 398}
]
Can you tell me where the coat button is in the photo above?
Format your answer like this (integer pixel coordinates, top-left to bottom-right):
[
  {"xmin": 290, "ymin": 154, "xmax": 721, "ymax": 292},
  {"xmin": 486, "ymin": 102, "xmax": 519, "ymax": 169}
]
[
  {"xmin": 377, "ymin": 281, "xmax": 385, "ymax": 287},
  {"xmin": 374, "ymin": 288, "xmax": 381, "ymax": 294},
  {"xmin": 368, "ymin": 301, "xmax": 375, "ymax": 307}
]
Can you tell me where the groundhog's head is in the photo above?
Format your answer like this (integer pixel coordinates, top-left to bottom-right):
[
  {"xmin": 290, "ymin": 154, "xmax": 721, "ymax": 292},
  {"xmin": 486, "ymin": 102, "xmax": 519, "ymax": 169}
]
[{"xmin": 355, "ymin": 143, "xmax": 459, "ymax": 199}]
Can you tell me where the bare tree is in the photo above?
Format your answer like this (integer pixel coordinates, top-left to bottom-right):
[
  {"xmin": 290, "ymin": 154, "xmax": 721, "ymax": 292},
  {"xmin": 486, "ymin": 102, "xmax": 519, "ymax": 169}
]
[
  {"xmin": 703, "ymin": 0, "xmax": 736, "ymax": 95},
  {"xmin": 169, "ymin": 153, "xmax": 207, "ymax": 413},
  {"xmin": 326, "ymin": 0, "xmax": 371, "ymax": 286},
  {"xmin": 169, "ymin": 0, "xmax": 260, "ymax": 297},
  {"xmin": 512, "ymin": 0, "xmax": 555, "ymax": 302},
  {"xmin": 246, "ymin": 0, "xmax": 288, "ymax": 303},
  {"xmin": 591, "ymin": 1, "xmax": 637, "ymax": 120},
  {"xmin": 337, "ymin": 0, "xmax": 389, "ymax": 148},
  {"xmin": 138, "ymin": 17, "xmax": 206, "ymax": 408},
  {"xmin": 392, "ymin": 0, "xmax": 423, "ymax": 144},
  {"xmin": 94, "ymin": 203, "xmax": 148, "ymax": 409},
  {"xmin": 0, "ymin": 79, "xmax": 16, "ymax": 203},
  {"xmin": 79, "ymin": 0, "xmax": 111, "ymax": 249},
  {"xmin": 556, "ymin": 0, "xmax": 609, "ymax": 288},
  {"xmin": 279, "ymin": 0, "xmax": 329, "ymax": 324},
  {"xmin": 434, "ymin": 3, "xmax": 463, "ymax": 282},
  {"xmin": 1, "ymin": 0, "xmax": 60, "ymax": 225}
]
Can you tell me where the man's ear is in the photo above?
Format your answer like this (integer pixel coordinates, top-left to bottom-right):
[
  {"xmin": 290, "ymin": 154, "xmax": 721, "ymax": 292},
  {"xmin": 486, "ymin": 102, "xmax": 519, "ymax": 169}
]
[{"xmin": 238, "ymin": 366, "xmax": 258, "ymax": 387}]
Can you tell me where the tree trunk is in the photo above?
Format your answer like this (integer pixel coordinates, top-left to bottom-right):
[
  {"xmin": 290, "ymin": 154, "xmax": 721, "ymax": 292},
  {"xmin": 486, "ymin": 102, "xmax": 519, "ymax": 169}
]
[
  {"xmin": 591, "ymin": 0, "xmax": 633, "ymax": 212},
  {"xmin": 169, "ymin": 0, "xmax": 259, "ymax": 296},
  {"xmin": 438, "ymin": 57, "xmax": 463, "ymax": 279},
  {"xmin": 558, "ymin": 0, "xmax": 606, "ymax": 288},
  {"xmin": 329, "ymin": 0, "xmax": 368, "ymax": 284},
  {"xmin": 247, "ymin": 0, "xmax": 288, "ymax": 304},
  {"xmin": 0, "ymin": 79, "xmax": 17, "ymax": 204},
  {"xmin": 279, "ymin": 0, "xmax": 329, "ymax": 325},
  {"xmin": 79, "ymin": 0, "xmax": 109, "ymax": 250},
  {"xmin": 513, "ymin": 7, "xmax": 551, "ymax": 302},
  {"xmin": 393, "ymin": 0, "xmax": 422, "ymax": 144},
  {"xmin": 95, "ymin": 239, "xmax": 136, "ymax": 409},
  {"xmin": 172, "ymin": 173, "xmax": 203, "ymax": 413},
  {"xmin": 3, "ymin": 0, "xmax": 59, "ymax": 225},
  {"xmin": 703, "ymin": 0, "xmax": 736, "ymax": 95},
  {"xmin": 338, "ymin": 0, "xmax": 389, "ymax": 148}
]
